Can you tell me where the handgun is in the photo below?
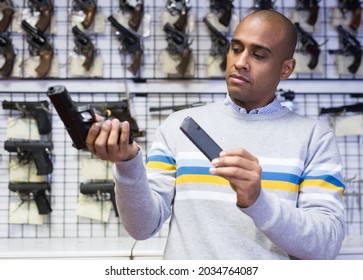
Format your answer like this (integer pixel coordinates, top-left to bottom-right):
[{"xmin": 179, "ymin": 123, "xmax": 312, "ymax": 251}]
[
  {"xmin": 9, "ymin": 182, "xmax": 52, "ymax": 214},
  {"xmin": 163, "ymin": 22, "xmax": 192, "ymax": 76},
  {"xmin": 4, "ymin": 140, "xmax": 54, "ymax": 175},
  {"xmin": 80, "ymin": 181, "xmax": 118, "ymax": 217},
  {"xmin": 108, "ymin": 15, "xmax": 143, "ymax": 75},
  {"xmin": 2, "ymin": 100, "xmax": 52, "ymax": 134},
  {"xmin": 21, "ymin": 19, "xmax": 54, "ymax": 77},
  {"xmin": 72, "ymin": 25, "xmax": 95, "ymax": 71},
  {"xmin": 328, "ymin": 25, "xmax": 362, "ymax": 74},
  {"xmin": 203, "ymin": 17, "xmax": 230, "ymax": 71},
  {"xmin": 46, "ymin": 85, "xmax": 133, "ymax": 150},
  {"xmin": 295, "ymin": 22, "xmax": 321, "ymax": 70}
]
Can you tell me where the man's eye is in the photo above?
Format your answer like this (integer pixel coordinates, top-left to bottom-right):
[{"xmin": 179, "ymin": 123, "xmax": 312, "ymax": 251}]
[
  {"xmin": 232, "ymin": 47, "xmax": 242, "ymax": 53},
  {"xmin": 253, "ymin": 53, "xmax": 265, "ymax": 59}
]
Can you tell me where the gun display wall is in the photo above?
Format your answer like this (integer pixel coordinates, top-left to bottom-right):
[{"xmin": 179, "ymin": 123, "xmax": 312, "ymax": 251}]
[
  {"xmin": 0, "ymin": 90, "xmax": 363, "ymax": 238},
  {"xmin": 0, "ymin": 0, "xmax": 362, "ymax": 80}
]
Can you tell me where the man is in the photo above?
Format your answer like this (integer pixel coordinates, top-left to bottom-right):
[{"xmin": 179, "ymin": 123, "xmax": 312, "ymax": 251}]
[{"xmin": 86, "ymin": 10, "xmax": 345, "ymax": 259}]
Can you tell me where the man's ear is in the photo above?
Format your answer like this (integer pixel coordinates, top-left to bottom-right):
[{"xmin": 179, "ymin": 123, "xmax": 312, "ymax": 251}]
[{"xmin": 280, "ymin": 58, "xmax": 296, "ymax": 80}]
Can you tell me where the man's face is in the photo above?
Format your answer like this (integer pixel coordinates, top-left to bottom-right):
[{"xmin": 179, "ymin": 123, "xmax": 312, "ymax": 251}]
[{"xmin": 225, "ymin": 16, "xmax": 292, "ymax": 111}]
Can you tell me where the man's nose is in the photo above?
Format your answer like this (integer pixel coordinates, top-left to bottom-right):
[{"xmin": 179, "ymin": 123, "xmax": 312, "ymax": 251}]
[{"xmin": 234, "ymin": 51, "xmax": 250, "ymax": 71}]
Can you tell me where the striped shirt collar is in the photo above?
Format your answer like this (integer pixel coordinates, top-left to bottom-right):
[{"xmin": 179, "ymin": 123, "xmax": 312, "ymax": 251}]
[{"xmin": 223, "ymin": 93, "xmax": 283, "ymax": 115}]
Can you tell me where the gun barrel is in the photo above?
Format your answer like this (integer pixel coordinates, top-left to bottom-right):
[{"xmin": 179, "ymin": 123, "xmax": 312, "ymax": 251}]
[
  {"xmin": 21, "ymin": 19, "xmax": 47, "ymax": 46},
  {"xmin": 80, "ymin": 181, "xmax": 115, "ymax": 193},
  {"xmin": 2, "ymin": 100, "xmax": 50, "ymax": 110},
  {"xmin": 4, "ymin": 140, "xmax": 53, "ymax": 151},
  {"xmin": 163, "ymin": 23, "xmax": 186, "ymax": 50},
  {"xmin": 108, "ymin": 15, "xmax": 128, "ymax": 37},
  {"xmin": 9, "ymin": 182, "xmax": 50, "ymax": 192},
  {"xmin": 47, "ymin": 85, "xmax": 93, "ymax": 150},
  {"xmin": 72, "ymin": 25, "xmax": 88, "ymax": 43},
  {"xmin": 21, "ymin": 19, "xmax": 37, "ymax": 33}
]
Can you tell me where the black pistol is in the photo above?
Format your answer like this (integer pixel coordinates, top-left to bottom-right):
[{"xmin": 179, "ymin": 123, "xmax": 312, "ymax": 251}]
[{"xmin": 46, "ymin": 85, "xmax": 133, "ymax": 150}]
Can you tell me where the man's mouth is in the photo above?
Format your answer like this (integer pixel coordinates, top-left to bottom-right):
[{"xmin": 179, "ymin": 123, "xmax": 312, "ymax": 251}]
[{"xmin": 229, "ymin": 73, "xmax": 250, "ymax": 83}]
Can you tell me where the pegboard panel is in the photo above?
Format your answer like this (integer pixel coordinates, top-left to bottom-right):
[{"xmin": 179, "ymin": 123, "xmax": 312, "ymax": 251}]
[
  {"xmin": 0, "ymin": 90, "xmax": 363, "ymax": 238},
  {"xmin": 1, "ymin": 0, "xmax": 362, "ymax": 80}
]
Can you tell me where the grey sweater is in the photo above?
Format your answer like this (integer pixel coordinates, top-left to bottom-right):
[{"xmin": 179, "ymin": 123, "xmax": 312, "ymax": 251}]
[{"xmin": 113, "ymin": 100, "xmax": 345, "ymax": 259}]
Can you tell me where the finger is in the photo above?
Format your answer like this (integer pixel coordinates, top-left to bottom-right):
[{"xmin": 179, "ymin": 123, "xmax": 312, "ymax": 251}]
[
  {"xmin": 86, "ymin": 122, "xmax": 101, "ymax": 152},
  {"xmin": 210, "ymin": 165, "xmax": 255, "ymax": 180},
  {"xmin": 220, "ymin": 148, "xmax": 258, "ymax": 162},
  {"xmin": 107, "ymin": 118, "xmax": 121, "ymax": 146},
  {"xmin": 94, "ymin": 120, "xmax": 112, "ymax": 159},
  {"xmin": 119, "ymin": 121, "xmax": 131, "ymax": 146},
  {"xmin": 212, "ymin": 156, "xmax": 259, "ymax": 171}
]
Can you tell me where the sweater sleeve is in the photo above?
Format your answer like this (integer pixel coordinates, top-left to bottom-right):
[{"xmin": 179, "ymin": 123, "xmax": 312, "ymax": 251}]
[
  {"xmin": 113, "ymin": 127, "xmax": 176, "ymax": 240},
  {"xmin": 242, "ymin": 126, "xmax": 346, "ymax": 260}
]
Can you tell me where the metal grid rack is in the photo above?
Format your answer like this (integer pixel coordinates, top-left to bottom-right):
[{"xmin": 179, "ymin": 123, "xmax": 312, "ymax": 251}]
[
  {"xmin": 0, "ymin": 90, "xmax": 363, "ymax": 238},
  {"xmin": 1, "ymin": 0, "xmax": 362, "ymax": 80}
]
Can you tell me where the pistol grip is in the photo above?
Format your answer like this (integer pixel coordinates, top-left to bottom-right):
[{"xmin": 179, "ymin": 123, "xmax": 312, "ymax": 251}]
[
  {"xmin": 308, "ymin": 51, "xmax": 320, "ymax": 70},
  {"xmin": 32, "ymin": 150, "xmax": 53, "ymax": 175},
  {"xmin": 0, "ymin": 51, "xmax": 15, "ymax": 77},
  {"xmin": 173, "ymin": 7, "xmax": 188, "ymax": 32},
  {"xmin": 34, "ymin": 190, "xmax": 52, "ymax": 214},
  {"xmin": 176, "ymin": 48, "xmax": 191, "ymax": 76},
  {"xmin": 34, "ymin": 110, "xmax": 52, "ymax": 134},
  {"xmin": 82, "ymin": 6, "xmax": 96, "ymax": 29},
  {"xmin": 218, "ymin": 6, "xmax": 232, "ymax": 27},
  {"xmin": 307, "ymin": 5, "xmax": 319, "ymax": 26},
  {"xmin": 348, "ymin": 52, "xmax": 362, "ymax": 74},
  {"xmin": 35, "ymin": 9, "xmax": 52, "ymax": 32},
  {"xmin": 0, "ymin": 8, "xmax": 14, "ymax": 32},
  {"xmin": 82, "ymin": 48, "xmax": 95, "ymax": 71},
  {"xmin": 128, "ymin": 3, "xmax": 143, "ymax": 31},
  {"xmin": 128, "ymin": 49, "xmax": 143, "ymax": 75},
  {"xmin": 350, "ymin": 7, "xmax": 362, "ymax": 31},
  {"xmin": 36, "ymin": 50, "xmax": 53, "ymax": 77}
]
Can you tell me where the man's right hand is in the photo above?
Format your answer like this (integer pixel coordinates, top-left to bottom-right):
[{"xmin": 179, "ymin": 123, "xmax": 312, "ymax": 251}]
[{"xmin": 86, "ymin": 118, "xmax": 140, "ymax": 162}]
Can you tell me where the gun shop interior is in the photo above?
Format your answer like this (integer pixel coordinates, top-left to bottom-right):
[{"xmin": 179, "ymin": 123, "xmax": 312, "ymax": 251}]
[{"xmin": 0, "ymin": 0, "xmax": 362, "ymax": 261}]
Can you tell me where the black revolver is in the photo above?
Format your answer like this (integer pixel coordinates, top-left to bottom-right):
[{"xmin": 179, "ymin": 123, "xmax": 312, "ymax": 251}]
[
  {"xmin": 46, "ymin": 85, "xmax": 133, "ymax": 150},
  {"xmin": 108, "ymin": 15, "xmax": 143, "ymax": 75},
  {"xmin": 72, "ymin": 25, "xmax": 95, "ymax": 71},
  {"xmin": 21, "ymin": 19, "xmax": 54, "ymax": 77},
  {"xmin": 295, "ymin": 22, "xmax": 320, "ymax": 70},
  {"xmin": 329, "ymin": 25, "xmax": 362, "ymax": 74}
]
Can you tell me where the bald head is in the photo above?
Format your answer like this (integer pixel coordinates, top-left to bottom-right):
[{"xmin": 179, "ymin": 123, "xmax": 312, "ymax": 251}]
[{"xmin": 240, "ymin": 10, "xmax": 297, "ymax": 59}]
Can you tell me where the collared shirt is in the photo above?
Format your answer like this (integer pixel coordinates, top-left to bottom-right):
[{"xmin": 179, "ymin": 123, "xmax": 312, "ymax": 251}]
[{"xmin": 223, "ymin": 93, "xmax": 283, "ymax": 115}]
